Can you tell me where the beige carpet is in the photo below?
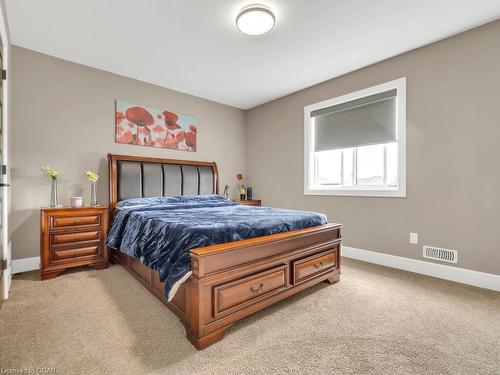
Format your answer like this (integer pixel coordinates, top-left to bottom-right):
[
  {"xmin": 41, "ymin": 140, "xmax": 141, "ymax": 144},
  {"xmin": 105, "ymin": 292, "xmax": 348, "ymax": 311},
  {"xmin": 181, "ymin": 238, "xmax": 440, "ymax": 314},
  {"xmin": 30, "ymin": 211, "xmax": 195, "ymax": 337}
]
[{"xmin": 0, "ymin": 259, "xmax": 499, "ymax": 375}]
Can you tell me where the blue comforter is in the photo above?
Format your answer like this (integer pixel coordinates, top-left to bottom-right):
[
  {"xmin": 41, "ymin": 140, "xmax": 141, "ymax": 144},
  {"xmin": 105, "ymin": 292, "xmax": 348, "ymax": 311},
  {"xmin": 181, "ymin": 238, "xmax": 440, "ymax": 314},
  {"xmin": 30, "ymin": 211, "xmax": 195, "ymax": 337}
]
[{"xmin": 107, "ymin": 195, "xmax": 327, "ymax": 299}]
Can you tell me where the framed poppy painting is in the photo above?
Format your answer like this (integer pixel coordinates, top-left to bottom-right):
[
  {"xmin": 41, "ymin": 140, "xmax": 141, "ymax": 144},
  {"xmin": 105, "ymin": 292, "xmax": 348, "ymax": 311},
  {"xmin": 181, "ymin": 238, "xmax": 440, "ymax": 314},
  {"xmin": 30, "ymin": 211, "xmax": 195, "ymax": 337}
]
[{"xmin": 115, "ymin": 100, "xmax": 197, "ymax": 152}]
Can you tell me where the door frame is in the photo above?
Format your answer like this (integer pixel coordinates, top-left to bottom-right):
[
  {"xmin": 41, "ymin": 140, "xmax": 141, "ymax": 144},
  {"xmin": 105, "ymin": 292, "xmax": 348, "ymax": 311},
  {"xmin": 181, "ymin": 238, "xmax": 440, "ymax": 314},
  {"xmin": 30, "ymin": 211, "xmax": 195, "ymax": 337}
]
[{"xmin": 0, "ymin": 2, "xmax": 10, "ymax": 299}]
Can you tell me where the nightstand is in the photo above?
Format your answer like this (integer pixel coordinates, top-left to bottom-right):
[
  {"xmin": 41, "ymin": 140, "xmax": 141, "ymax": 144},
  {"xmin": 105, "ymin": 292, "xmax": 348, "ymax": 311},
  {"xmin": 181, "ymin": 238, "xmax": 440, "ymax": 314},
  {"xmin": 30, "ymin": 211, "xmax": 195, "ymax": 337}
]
[
  {"xmin": 40, "ymin": 206, "xmax": 109, "ymax": 280},
  {"xmin": 238, "ymin": 200, "xmax": 261, "ymax": 206}
]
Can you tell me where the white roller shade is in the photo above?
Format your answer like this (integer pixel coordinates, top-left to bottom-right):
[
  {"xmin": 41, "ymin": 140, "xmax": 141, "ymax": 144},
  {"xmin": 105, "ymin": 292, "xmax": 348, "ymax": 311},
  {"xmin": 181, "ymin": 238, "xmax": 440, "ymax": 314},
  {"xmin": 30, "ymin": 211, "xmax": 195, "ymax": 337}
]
[{"xmin": 312, "ymin": 89, "xmax": 397, "ymax": 152}]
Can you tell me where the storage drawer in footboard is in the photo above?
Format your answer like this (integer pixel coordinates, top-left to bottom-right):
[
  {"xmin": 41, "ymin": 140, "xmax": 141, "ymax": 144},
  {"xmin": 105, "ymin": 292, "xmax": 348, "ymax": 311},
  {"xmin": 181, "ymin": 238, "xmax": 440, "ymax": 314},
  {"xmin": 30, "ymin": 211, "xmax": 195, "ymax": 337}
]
[
  {"xmin": 213, "ymin": 265, "xmax": 288, "ymax": 319},
  {"xmin": 292, "ymin": 248, "xmax": 337, "ymax": 285}
]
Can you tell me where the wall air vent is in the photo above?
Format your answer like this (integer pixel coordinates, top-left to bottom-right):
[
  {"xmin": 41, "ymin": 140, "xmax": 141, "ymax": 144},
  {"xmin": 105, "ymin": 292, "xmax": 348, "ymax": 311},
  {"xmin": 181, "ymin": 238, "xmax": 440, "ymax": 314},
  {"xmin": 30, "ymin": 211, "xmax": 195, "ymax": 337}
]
[{"xmin": 423, "ymin": 246, "xmax": 458, "ymax": 264}]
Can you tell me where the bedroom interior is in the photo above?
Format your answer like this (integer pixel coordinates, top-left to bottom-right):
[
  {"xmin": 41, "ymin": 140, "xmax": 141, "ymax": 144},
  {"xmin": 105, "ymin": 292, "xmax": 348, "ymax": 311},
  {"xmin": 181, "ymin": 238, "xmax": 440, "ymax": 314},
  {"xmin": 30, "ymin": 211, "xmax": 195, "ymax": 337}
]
[{"xmin": 0, "ymin": 1, "xmax": 499, "ymax": 374}]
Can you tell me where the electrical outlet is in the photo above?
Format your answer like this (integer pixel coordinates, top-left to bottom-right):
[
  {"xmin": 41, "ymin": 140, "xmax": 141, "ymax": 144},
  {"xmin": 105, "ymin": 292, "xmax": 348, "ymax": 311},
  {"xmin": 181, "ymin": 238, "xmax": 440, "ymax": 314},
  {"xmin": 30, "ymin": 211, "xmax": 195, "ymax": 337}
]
[{"xmin": 409, "ymin": 232, "xmax": 418, "ymax": 244}]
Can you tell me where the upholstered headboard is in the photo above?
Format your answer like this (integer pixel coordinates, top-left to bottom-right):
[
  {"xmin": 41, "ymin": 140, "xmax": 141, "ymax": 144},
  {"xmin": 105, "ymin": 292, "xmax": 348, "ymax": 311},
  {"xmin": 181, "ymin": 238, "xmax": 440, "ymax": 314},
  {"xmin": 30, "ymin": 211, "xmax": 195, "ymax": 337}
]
[{"xmin": 108, "ymin": 154, "xmax": 219, "ymax": 210}]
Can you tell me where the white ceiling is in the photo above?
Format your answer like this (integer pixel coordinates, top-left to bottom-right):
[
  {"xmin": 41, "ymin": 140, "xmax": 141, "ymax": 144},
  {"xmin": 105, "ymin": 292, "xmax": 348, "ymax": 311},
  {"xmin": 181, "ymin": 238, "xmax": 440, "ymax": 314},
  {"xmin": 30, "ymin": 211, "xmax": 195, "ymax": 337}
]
[{"xmin": 5, "ymin": 0, "xmax": 500, "ymax": 109}]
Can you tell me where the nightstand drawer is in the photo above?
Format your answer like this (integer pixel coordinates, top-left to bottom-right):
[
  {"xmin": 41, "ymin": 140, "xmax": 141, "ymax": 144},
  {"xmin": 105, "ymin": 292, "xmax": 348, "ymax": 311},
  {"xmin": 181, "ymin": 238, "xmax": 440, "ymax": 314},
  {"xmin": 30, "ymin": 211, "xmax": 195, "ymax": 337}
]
[
  {"xmin": 52, "ymin": 245, "xmax": 100, "ymax": 261},
  {"xmin": 51, "ymin": 230, "xmax": 100, "ymax": 245},
  {"xmin": 51, "ymin": 214, "xmax": 100, "ymax": 228}
]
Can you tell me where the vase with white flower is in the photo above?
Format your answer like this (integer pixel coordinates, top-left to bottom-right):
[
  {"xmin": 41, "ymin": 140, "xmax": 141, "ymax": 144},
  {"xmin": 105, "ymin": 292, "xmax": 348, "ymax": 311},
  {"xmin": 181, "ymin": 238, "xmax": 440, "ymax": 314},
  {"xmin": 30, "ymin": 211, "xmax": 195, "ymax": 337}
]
[
  {"xmin": 42, "ymin": 165, "xmax": 61, "ymax": 208},
  {"xmin": 86, "ymin": 171, "xmax": 99, "ymax": 206},
  {"xmin": 236, "ymin": 173, "xmax": 246, "ymax": 201}
]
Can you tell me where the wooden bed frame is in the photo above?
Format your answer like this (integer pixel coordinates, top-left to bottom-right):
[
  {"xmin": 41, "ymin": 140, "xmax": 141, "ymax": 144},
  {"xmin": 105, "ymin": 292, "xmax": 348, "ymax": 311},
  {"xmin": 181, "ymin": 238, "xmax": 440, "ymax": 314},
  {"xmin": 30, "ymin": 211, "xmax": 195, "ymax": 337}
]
[{"xmin": 108, "ymin": 154, "xmax": 342, "ymax": 349}]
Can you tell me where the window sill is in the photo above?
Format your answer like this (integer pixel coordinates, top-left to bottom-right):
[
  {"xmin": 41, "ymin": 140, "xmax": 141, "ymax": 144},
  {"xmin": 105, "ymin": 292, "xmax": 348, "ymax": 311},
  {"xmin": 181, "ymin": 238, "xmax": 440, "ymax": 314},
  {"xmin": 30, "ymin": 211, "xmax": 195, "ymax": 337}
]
[{"xmin": 304, "ymin": 187, "xmax": 406, "ymax": 198}]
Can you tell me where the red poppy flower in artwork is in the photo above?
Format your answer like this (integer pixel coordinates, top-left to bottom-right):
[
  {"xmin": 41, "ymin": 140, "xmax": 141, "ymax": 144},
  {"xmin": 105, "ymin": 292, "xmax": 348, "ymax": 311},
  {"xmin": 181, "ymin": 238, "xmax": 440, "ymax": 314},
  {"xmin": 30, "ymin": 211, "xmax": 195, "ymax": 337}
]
[
  {"xmin": 126, "ymin": 107, "xmax": 154, "ymax": 127},
  {"xmin": 152, "ymin": 125, "xmax": 165, "ymax": 133},
  {"xmin": 116, "ymin": 111, "xmax": 126, "ymax": 124},
  {"xmin": 163, "ymin": 111, "xmax": 181, "ymax": 130},
  {"xmin": 126, "ymin": 106, "xmax": 154, "ymax": 144},
  {"xmin": 117, "ymin": 130, "xmax": 134, "ymax": 144},
  {"xmin": 189, "ymin": 124, "xmax": 197, "ymax": 134},
  {"xmin": 184, "ymin": 131, "xmax": 196, "ymax": 150},
  {"xmin": 163, "ymin": 111, "xmax": 178, "ymax": 124},
  {"xmin": 176, "ymin": 131, "xmax": 185, "ymax": 143}
]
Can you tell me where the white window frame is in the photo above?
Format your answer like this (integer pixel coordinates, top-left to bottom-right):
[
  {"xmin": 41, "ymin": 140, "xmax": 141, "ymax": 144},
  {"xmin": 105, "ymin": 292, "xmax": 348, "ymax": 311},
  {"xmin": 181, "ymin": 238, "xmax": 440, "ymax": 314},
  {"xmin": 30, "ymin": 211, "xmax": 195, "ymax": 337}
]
[{"xmin": 304, "ymin": 77, "xmax": 406, "ymax": 197}]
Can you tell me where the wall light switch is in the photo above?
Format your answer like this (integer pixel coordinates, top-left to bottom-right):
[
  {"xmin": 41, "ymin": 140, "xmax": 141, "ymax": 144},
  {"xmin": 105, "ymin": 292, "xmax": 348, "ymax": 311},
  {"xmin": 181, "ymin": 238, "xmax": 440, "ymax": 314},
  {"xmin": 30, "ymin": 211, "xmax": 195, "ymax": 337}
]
[{"xmin": 409, "ymin": 232, "xmax": 418, "ymax": 244}]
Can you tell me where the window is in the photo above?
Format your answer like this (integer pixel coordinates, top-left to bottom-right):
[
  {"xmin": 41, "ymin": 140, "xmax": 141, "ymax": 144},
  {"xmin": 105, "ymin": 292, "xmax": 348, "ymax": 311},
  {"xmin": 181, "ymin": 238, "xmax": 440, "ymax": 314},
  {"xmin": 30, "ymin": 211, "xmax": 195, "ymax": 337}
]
[{"xmin": 304, "ymin": 78, "xmax": 406, "ymax": 197}]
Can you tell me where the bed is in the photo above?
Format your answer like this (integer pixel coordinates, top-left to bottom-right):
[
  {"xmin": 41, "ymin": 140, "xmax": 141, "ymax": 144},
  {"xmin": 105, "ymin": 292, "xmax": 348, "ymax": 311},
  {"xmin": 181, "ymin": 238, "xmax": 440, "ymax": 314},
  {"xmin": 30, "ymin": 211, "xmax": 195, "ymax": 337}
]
[{"xmin": 107, "ymin": 153, "xmax": 342, "ymax": 349}]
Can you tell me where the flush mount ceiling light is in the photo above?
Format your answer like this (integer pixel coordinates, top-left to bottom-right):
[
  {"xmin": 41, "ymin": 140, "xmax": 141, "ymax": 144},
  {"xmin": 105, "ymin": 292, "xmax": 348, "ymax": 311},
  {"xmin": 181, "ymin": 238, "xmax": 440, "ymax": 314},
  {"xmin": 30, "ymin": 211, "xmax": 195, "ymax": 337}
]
[{"xmin": 236, "ymin": 4, "xmax": 276, "ymax": 35}]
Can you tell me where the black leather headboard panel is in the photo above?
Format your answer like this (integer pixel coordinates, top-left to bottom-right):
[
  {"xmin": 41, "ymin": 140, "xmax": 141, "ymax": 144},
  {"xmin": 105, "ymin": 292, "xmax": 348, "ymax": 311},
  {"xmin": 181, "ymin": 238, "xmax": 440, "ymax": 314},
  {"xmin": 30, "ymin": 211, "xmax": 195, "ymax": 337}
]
[
  {"xmin": 117, "ymin": 161, "xmax": 142, "ymax": 201},
  {"xmin": 163, "ymin": 164, "xmax": 182, "ymax": 196},
  {"xmin": 116, "ymin": 160, "xmax": 216, "ymax": 202},
  {"xmin": 143, "ymin": 163, "xmax": 163, "ymax": 198},
  {"xmin": 182, "ymin": 165, "xmax": 199, "ymax": 196},
  {"xmin": 199, "ymin": 166, "xmax": 214, "ymax": 195}
]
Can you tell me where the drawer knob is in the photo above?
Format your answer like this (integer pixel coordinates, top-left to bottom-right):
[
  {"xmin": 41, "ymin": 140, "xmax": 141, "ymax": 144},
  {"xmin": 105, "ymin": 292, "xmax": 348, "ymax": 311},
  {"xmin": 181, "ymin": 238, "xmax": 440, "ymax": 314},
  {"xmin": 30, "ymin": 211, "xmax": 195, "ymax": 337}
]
[
  {"xmin": 74, "ymin": 219, "xmax": 81, "ymax": 224},
  {"xmin": 75, "ymin": 234, "xmax": 79, "ymax": 241},
  {"xmin": 249, "ymin": 283, "xmax": 264, "ymax": 294},
  {"xmin": 314, "ymin": 262, "xmax": 323, "ymax": 270}
]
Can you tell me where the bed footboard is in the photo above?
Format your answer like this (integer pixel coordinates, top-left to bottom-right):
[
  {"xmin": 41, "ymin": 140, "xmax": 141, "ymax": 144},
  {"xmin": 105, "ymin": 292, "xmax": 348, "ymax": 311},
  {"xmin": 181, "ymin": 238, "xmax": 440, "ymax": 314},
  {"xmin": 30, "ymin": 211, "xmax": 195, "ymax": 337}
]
[
  {"xmin": 111, "ymin": 223, "xmax": 342, "ymax": 350},
  {"xmin": 186, "ymin": 223, "xmax": 342, "ymax": 349}
]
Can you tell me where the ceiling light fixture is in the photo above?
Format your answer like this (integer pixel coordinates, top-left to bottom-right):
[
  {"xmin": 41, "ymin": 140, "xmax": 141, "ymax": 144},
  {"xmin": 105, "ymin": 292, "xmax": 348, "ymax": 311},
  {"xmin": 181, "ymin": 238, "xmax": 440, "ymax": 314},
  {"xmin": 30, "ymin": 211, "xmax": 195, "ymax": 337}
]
[{"xmin": 236, "ymin": 4, "xmax": 275, "ymax": 36}]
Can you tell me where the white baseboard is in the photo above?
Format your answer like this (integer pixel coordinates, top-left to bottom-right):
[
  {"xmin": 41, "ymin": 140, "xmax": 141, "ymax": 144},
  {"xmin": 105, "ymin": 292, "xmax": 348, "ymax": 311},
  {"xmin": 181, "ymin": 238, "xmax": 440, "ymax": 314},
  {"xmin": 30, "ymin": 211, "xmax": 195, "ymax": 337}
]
[
  {"xmin": 342, "ymin": 246, "xmax": 500, "ymax": 292},
  {"xmin": 12, "ymin": 256, "xmax": 40, "ymax": 274},
  {"xmin": 11, "ymin": 249, "xmax": 499, "ymax": 292}
]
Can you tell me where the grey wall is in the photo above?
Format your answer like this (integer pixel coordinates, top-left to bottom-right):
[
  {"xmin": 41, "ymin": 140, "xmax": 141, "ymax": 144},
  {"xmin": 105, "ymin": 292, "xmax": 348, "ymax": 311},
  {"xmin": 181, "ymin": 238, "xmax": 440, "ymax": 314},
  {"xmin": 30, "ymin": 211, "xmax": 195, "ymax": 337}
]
[
  {"xmin": 245, "ymin": 20, "xmax": 500, "ymax": 275},
  {"xmin": 11, "ymin": 46, "xmax": 246, "ymax": 260},
  {"xmin": 11, "ymin": 20, "xmax": 500, "ymax": 275}
]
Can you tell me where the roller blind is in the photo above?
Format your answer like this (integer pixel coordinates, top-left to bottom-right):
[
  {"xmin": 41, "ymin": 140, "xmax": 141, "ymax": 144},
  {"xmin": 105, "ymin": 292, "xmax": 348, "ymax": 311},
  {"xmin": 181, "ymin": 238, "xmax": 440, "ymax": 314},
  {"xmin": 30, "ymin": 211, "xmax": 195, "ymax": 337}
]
[{"xmin": 312, "ymin": 89, "xmax": 397, "ymax": 152}]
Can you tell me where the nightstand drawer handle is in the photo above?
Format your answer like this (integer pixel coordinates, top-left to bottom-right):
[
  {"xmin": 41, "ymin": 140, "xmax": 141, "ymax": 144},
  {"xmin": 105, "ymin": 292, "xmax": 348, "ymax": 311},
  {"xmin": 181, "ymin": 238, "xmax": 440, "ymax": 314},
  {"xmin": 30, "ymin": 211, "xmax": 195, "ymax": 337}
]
[
  {"xmin": 314, "ymin": 262, "xmax": 323, "ymax": 270},
  {"xmin": 74, "ymin": 234, "xmax": 79, "ymax": 241},
  {"xmin": 74, "ymin": 219, "xmax": 81, "ymax": 225}
]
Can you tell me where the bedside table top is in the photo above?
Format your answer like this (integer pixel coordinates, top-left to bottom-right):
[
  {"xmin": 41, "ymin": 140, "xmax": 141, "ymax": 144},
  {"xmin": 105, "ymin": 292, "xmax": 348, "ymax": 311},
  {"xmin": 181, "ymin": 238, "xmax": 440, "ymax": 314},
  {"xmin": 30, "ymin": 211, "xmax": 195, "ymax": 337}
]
[
  {"xmin": 237, "ymin": 199, "xmax": 261, "ymax": 206},
  {"xmin": 41, "ymin": 205, "xmax": 108, "ymax": 211}
]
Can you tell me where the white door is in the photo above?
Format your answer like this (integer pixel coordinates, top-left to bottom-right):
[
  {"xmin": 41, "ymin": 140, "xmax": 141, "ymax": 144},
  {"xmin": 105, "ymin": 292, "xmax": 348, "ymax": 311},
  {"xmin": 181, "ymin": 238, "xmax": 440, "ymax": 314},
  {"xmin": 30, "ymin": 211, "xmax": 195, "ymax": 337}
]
[{"xmin": 0, "ymin": 14, "xmax": 10, "ymax": 300}]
